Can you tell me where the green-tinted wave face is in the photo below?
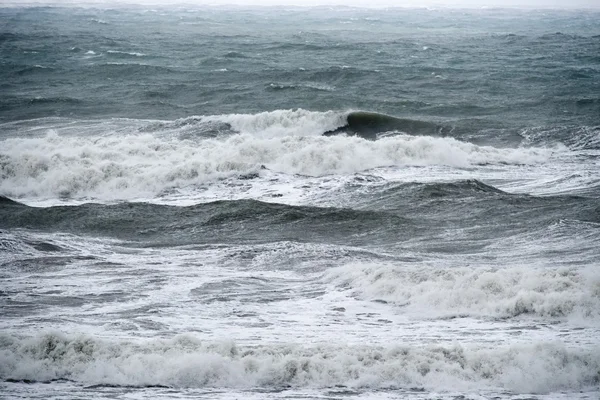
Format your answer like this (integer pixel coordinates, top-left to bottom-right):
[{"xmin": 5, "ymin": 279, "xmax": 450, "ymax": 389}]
[
  {"xmin": 2, "ymin": 182, "xmax": 597, "ymax": 249},
  {"xmin": 324, "ymin": 112, "xmax": 451, "ymax": 139}
]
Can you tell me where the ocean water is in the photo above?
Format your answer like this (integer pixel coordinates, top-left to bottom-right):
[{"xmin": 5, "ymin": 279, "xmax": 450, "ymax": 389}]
[{"xmin": 1, "ymin": 5, "xmax": 600, "ymax": 400}]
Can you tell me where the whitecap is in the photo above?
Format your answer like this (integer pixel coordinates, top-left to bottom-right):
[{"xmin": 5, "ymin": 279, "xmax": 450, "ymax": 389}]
[{"xmin": 0, "ymin": 332, "xmax": 597, "ymax": 393}]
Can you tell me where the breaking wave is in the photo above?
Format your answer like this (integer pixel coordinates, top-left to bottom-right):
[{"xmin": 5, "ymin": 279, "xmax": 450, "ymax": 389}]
[
  {"xmin": 325, "ymin": 263, "xmax": 600, "ymax": 319},
  {"xmin": 0, "ymin": 333, "xmax": 598, "ymax": 393},
  {"xmin": 201, "ymin": 108, "xmax": 347, "ymax": 138},
  {"xmin": 0, "ymin": 111, "xmax": 552, "ymax": 200}
]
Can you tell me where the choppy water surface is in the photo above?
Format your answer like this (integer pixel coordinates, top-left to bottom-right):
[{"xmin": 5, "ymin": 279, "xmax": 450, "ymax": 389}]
[{"xmin": 1, "ymin": 5, "xmax": 599, "ymax": 400}]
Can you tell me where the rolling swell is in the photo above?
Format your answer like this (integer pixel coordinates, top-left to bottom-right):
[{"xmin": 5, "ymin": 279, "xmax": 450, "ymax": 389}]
[
  {"xmin": 0, "ymin": 197, "xmax": 413, "ymax": 246},
  {"xmin": 339, "ymin": 179, "xmax": 599, "ymax": 220},
  {"xmin": 329, "ymin": 180, "xmax": 600, "ymax": 257},
  {"xmin": 1, "ymin": 185, "xmax": 598, "ymax": 249},
  {"xmin": 324, "ymin": 111, "xmax": 452, "ymax": 139}
]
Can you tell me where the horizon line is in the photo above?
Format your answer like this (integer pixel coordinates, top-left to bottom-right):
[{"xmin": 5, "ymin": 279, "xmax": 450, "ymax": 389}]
[{"xmin": 2, "ymin": 1, "xmax": 600, "ymax": 11}]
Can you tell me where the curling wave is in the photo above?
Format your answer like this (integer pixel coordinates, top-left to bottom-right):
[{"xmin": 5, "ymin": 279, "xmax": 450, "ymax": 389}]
[{"xmin": 324, "ymin": 111, "xmax": 451, "ymax": 139}]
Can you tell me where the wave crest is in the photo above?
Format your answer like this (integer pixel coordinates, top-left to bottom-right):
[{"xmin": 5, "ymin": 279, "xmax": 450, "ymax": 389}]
[
  {"xmin": 0, "ymin": 129, "xmax": 550, "ymax": 200},
  {"xmin": 0, "ymin": 333, "xmax": 597, "ymax": 393}
]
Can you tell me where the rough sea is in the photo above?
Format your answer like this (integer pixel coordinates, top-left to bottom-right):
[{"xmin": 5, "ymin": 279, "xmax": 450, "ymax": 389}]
[{"xmin": 1, "ymin": 4, "xmax": 599, "ymax": 400}]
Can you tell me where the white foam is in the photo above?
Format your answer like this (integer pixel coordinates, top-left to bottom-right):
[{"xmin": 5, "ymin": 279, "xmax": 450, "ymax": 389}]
[
  {"xmin": 325, "ymin": 263, "xmax": 600, "ymax": 320},
  {"xmin": 107, "ymin": 50, "xmax": 146, "ymax": 57},
  {"xmin": 0, "ymin": 332, "xmax": 597, "ymax": 393},
  {"xmin": 202, "ymin": 108, "xmax": 347, "ymax": 138},
  {"xmin": 0, "ymin": 127, "xmax": 551, "ymax": 200}
]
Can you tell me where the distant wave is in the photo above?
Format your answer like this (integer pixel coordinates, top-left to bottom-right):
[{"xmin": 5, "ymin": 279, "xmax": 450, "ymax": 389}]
[
  {"xmin": 537, "ymin": 32, "xmax": 587, "ymax": 41},
  {"xmin": 106, "ymin": 50, "xmax": 146, "ymax": 57},
  {"xmin": 0, "ymin": 96, "xmax": 84, "ymax": 114},
  {"xmin": 5, "ymin": 64, "xmax": 57, "ymax": 76},
  {"xmin": 266, "ymin": 83, "xmax": 335, "ymax": 92},
  {"xmin": 89, "ymin": 18, "xmax": 109, "ymax": 25},
  {"xmin": 303, "ymin": 65, "xmax": 378, "ymax": 82},
  {"xmin": 223, "ymin": 51, "xmax": 248, "ymax": 59},
  {"xmin": 27, "ymin": 96, "xmax": 82, "ymax": 105},
  {"xmin": 0, "ymin": 332, "xmax": 598, "ymax": 393},
  {"xmin": 93, "ymin": 63, "xmax": 174, "ymax": 74}
]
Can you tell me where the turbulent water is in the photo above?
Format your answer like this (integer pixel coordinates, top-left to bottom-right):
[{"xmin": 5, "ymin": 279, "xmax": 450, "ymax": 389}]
[{"xmin": 1, "ymin": 5, "xmax": 600, "ymax": 400}]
